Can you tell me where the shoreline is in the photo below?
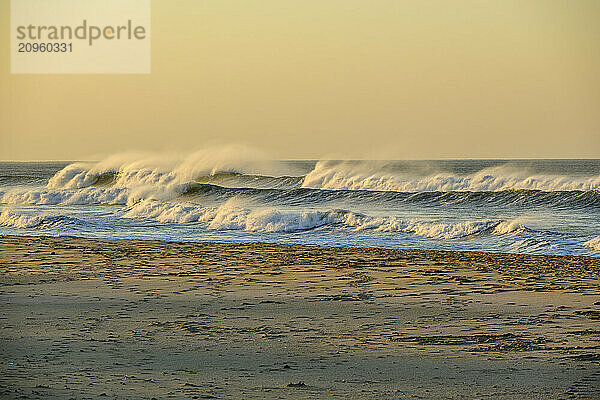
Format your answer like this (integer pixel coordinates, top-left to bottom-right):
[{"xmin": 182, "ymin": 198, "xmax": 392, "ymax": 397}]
[
  {"xmin": 1, "ymin": 234, "xmax": 599, "ymax": 398},
  {"xmin": 1, "ymin": 233, "xmax": 599, "ymax": 261}
]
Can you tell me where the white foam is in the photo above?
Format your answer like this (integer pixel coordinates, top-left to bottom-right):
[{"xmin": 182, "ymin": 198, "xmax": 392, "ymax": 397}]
[
  {"xmin": 0, "ymin": 187, "xmax": 129, "ymax": 206},
  {"xmin": 0, "ymin": 209, "xmax": 45, "ymax": 228},
  {"xmin": 122, "ymin": 198, "xmax": 528, "ymax": 238},
  {"xmin": 492, "ymin": 219, "xmax": 527, "ymax": 235},
  {"xmin": 211, "ymin": 206, "xmax": 337, "ymax": 233},
  {"xmin": 17, "ymin": 155, "xmax": 597, "ymax": 210},
  {"xmin": 0, "ymin": 209, "xmax": 89, "ymax": 230},
  {"xmin": 47, "ymin": 147, "xmax": 287, "ymax": 190},
  {"xmin": 123, "ymin": 199, "xmax": 210, "ymax": 223},
  {"xmin": 302, "ymin": 161, "xmax": 600, "ymax": 192},
  {"xmin": 506, "ymin": 238, "xmax": 559, "ymax": 254},
  {"xmin": 25, "ymin": 147, "xmax": 293, "ymax": 207},
  {"xmin": 343, "ymin": 214, "xmax": 503, "ymax": 239},
  {"xmin": 123, "ymin": 198, "xmax": 338, "ymax": 232}
]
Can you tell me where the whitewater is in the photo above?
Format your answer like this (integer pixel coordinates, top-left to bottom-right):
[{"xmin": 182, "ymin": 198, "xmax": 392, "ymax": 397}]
[{"xmin": 1, "ymin": 152, "xmax": 599, "ymax": 256}]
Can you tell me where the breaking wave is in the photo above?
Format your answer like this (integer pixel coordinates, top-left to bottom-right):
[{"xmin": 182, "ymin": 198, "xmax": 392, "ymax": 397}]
[
  {"xmin": 0, "ymin": 187, "xmax": 130, "ymax": 206},
  {"xmin": 1, "ymin": 154, "xmax": 598, "ymax": 256},
  {"xmin": 46, "ymin": 148, "xmax": 296, "ymax": 190},
  {"xmin": 122, "ymin": 198, "xmax": 526, "ymax": 238},
  {"xmin": 3, "ymin": 152, "xmax": 598, "ymax": 210},
  {"xmin": 302, "ymin": 161, "xmax": 600, "ymax": 192},
  {"xmin": 3, "ymin": 183, "xmax": 600, "ymax": 210},
  {"xmin": 36, "ymin": 154, "xmax": 600, "ymax": 200},
  {"xmin": 0, "ymin": 209, "xmax": 87, "ymax": 229}
]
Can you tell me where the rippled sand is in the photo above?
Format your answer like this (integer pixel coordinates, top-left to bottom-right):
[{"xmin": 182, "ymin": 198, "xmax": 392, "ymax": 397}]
[{"xmin": 1, "ymin": 235, "xmax": 599, "ymax": 399}]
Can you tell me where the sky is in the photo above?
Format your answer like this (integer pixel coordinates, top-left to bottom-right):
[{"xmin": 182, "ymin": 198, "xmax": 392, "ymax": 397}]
[{"xmin": 1, "ymin": 0, "xmax": 599, "ymax": 160}]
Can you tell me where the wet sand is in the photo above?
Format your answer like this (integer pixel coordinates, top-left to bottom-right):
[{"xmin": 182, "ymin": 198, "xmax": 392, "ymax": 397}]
[{"xmin": 1, "ymin": 235, "xmax": 599, "ymax": 399}]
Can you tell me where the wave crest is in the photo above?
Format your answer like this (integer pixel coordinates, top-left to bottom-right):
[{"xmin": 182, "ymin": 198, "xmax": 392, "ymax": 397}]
[
  {"xmin": 0, "ymin": 209, "xmax": 45, "ymax": 228},
  {"xmin": 302, "ymin": 161, "xmax": 600, "ymax": 192},
  {"xmin": 0, "ymin": 209, "xmax": 86, "ymax": 229},
  {"xmin": 46, "ymin": 148, "xmax": 293, "ymax": 190},
  {"xmin": 0, "ymin": 187, "xmax": 129, "ymax": 206},
  {"xmin": 122, "ymin": 199, "xmax": 527, "ymax": 238}
]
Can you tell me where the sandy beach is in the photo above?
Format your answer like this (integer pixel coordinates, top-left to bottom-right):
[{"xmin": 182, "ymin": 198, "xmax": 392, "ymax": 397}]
[
  {"xmin": 4, "ymin": 0, "xmax": 600, "ymax": 397},
  {"xmin": 0, "ymin": 235, "xmax": 599, "ymax": 399}
]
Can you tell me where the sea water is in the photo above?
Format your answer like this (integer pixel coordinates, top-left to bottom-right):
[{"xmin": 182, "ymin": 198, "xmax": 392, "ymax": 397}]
[{"xmin": 1, "ymin": 155, "xmax": 599, "ymax": 256}]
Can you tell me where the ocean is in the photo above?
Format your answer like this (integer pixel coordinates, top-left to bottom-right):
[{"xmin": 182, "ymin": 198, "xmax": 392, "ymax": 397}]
[{"xmin": 0, "ymin": 156, "xmax": 599, "ymax": 256}]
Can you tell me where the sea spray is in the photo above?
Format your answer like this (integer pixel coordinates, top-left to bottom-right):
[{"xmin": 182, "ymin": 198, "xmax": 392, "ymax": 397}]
[
  {"xmin": 302, "ymin": 160, "xmax": 600, "ymax": 192},
  {"xmin": 1, "ymin": 157, "xmax": 599, "ymax": 256}
]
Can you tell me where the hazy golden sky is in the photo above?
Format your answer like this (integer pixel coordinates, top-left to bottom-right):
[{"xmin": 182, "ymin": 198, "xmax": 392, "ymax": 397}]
[{"xmin": 1, "ymin": 0, "xmax": 599, "ymax": 160}]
